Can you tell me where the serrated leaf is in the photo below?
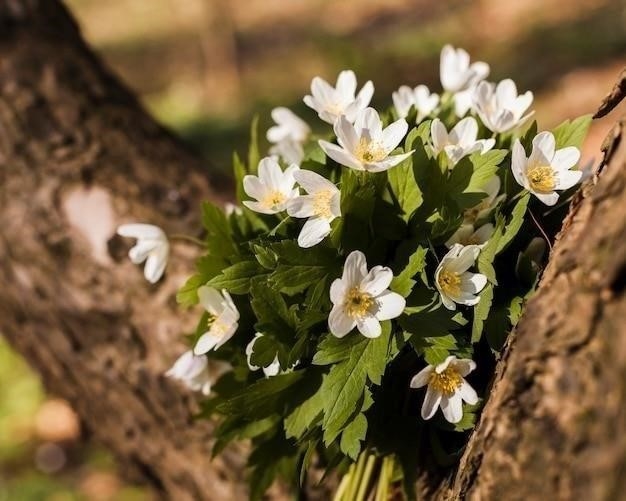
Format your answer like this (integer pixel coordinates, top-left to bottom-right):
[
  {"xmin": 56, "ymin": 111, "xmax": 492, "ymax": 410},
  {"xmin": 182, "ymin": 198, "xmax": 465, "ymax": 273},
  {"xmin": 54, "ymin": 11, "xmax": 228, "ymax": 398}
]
[
  {"xmin": 390, "ymin": 246, "xmax": 428, "ymax": 297},
  {"xmin": 284, "ymin": 390, "xmax": 325, "ymax": 439},
  {"xmin": 339, "ymin": 413, "xmax": 368, "ymax": 460},
  {"xmin": 270, "ymin": 264, "xmax": 329, "ymax": 295},
  {"xmin": 388, "ymin": 156, "xmax": 423, "ymax": 220},
  {"xmin": 552, "ymin": 114, "xmax": 592, "ymax": 149},
  {"xmin": 496, "ymin": 193, "xmax": 530, "ymax": 255},
  {"xmin": 207, "ymin": 260, "xmax": 264, "ymax": 294},
  {"xmin": 471, "ymin": 283, "xmax": 493, "ymax": 343}
]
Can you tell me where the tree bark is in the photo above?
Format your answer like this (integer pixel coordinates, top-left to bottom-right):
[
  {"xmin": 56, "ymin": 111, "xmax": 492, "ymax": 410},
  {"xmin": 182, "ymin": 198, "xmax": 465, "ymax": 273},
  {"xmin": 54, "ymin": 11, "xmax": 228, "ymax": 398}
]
[
  {"xmin": 0, "ymin": 1, "xmax": 247, "ymax": 499},
  {"xmin": 2, "ymin": 1, "xmax": 626, "ymax": 500}
]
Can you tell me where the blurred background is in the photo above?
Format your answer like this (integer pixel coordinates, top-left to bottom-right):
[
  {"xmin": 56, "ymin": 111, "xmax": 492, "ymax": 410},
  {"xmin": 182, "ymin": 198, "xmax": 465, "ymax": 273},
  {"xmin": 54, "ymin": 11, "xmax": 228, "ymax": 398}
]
[{"xmin": 1, "ymin": 0, "xmax": 624, "ymax": 498}]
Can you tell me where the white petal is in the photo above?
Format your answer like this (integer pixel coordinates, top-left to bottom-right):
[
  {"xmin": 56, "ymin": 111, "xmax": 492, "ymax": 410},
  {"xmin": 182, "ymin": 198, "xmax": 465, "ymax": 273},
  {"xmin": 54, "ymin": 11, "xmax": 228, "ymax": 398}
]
[
  {"xmin": 356, "ymin": 315, "xmax": 382, "ymax": 338},
  {"xmin": 441, "ymin": 294, "xmax": 457, "ymax": 311},
  {"xmin": 294, "ymin": 169, "xmax": 336, "ymax": 194},
  {"xmin": 360, "ymin": 266, "xmax": 393, "ymax": 296},
  {"xmin": 243, "ymin": 175, "xmax": 266, "ymax": 201},
  {"xmin": 375, "ymin": 291, "xmax": 406, "ymax": 320},
  {"xmin": 330, "ymin": 278, "xmax": 347, "ymax": 305},
  {"xmin": 458, "ymin": 380, "xmax": 478, "ymax": 405},
  {"xmin": 342, "ymin": 250, "xmax": 368, "ymax": 286},
  {"xmin": 447, "ymin": 245, "xmax": 480, "ymax": 273},
  {"xmin": 533, "ymin": 191, "xmax": 559, "ymax": 206},
  {"xmin": 194, "ymin": 332, "xmax": 220, "ymax": 355},
  {"xmin": 328, "ymin": 305, "xmax": 356, "ymax": 338},
  {"xmin": 430, "ymin": 118, "xmax": 448, "ymax": 154},
  {"xmin": 452, "ymin": 358, "xmax": 476, "ymax": 377},
  {"xmin": 381, "ymin": 119, "xmax": 409, "ymax": 152},
  {"xmin": 242, "ymin": 200, "xmax": 279, "ymax": 215},
  {"xmin": 410, "ymin": 366, "xmax": 434, "ymax": 388},
  {"xmin": 366, "ymin": 151, "xmax": 412, "ymax": 173},
  {"xmin": 198, "ymin": 286, "xmax": 225, "ymax": 316},
  {"xmin": 511, "ymin": 140, "xmax": 528, "ymax": 189},
  {"xmin": 530, "ymin": 132, "xmax": 556, "ymax": 166},
  {"xmin": 555, "ymin": 169, "xmax": 583, "ymax": 191},
  {"xmin": 552, "ymin": 147, "xmax": 581, "ymax": 172},
  {"xmin": 319, "ymin": 140, "xmax": 364, "ymax": 171},
  {"xmin": 286, "ymin": 195, "xmax": 316, "ymax": 219},
  {"xmin": 128, "ymin": 240, "xmax": 157, "ymax": 264},
  {"xmin": 263, "ymin": 358, "xmax": 281, "ymax": 377},
  {"xmin": 356, "ymin": 81, "xmax": 374, "ymax": 108},
  {"xmin": 143, "ymin": 245, "xmax": 168, "ymax": 283},
  {"xmin": 297, "ymin": 218, "xmax": 331, "ymax": 248},
  {"xmin": 435, "ymin": 356, "xmax": 455, "ymax": 373},
  {"xmin": 421, "ymin": 386, "xmax": 442, "ymax": 420},
  {"xmin": 334, "ymin": 115, "xmax": 360, "ymax": 152},
  {"xmin": 451, "ymin": 117, "xmax": 478, "ymax": 147},
  {"xmin": 215, "ymin": 322, "xmax": 238, "ymax": 350},
  {"xmin": 117, "ymin": 223, "xmax": 164, "ymax": 240},
  {"xmin": 336, "ymin": 70, "xmax": 357, "ymax": 99},
  {"xmin": 440, "ymin": 393, "xmax": 463, "ymax": 423},
  {"xmin": 461, "ymin": 271, "xmax": 487, "ymax": 294}
]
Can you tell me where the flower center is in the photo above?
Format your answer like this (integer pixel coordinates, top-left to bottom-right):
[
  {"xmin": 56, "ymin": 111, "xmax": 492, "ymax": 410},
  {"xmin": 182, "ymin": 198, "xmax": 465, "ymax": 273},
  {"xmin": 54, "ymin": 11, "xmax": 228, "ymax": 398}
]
[
  {"xmin": 355, "ymin": 138, "xmax": 386, "ymax": 164},
  {"xmin": 527, "ymin": 165, "xmax": 556, "ymax": 193},
  {"xmin": 262, "ymin": 190, "xmax": 286, "ymax": 209},
  {"xmin": 207, "ymin": 315, "xmax": 227, "ymax": 337},
  {"xmin": 429, "ymin": 367, "xmax": 463, "ymax": 396},
  {"xmin": 344, "ymin": 286, "xmax": 374, "ymax": 319},
  {"xmin": 312, "ymin": 190, "xmax": 334, "ymax": 219},
  {"xmin": 438, "ymin": 269, "xmax": 461, "ymax": 297}
]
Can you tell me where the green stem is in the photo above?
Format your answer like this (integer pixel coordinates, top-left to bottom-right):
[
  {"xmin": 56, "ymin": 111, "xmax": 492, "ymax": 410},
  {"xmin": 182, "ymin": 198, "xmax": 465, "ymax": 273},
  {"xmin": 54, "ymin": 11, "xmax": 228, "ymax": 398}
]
[
  {"xmin": 268, "ymin": 215, "xmax": 290, "ymax": 236},
  {"xmin": 169, "ymin": 234, "xmax": 205, "ymax": 247},
  {"xmin": 355, "ymin": 454, "xmax": 377, "ymax": 501},
  {"xmin": 333, "ymin": 469, "xmax": 351, "ymax": 501},
  {"xmin": 346, "ymin": 452, "xmax": 368, "ymax": 501}
]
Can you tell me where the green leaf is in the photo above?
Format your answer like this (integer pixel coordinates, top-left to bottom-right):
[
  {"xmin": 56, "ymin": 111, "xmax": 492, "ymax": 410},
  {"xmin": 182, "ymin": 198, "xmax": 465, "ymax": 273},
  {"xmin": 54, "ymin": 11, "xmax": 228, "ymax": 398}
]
[
  {"xmin": 249, "ymin": 334, "xmax": 280, "ymax": 368},
  {"xmin": 250, "ymin": 280, "xmax": 297, "ymax": 336},
  {"xmin": 390, "ymin": 246, "xmax": 428, "ymax": 297},
  {"xmin": 270, "ymin": 264, "xmax": 330, "ymax": 295},
  {"xmin": 233, "ymin": 151, "xmax": 247, "ymax": 203},
  {"xmin": 387, "ymin": 156, "xmax": 423, "ymax": 220},
  {"xmin": 176, "ymin": 255, "xmax": 226, "ymax": 306},
  {"xmin": 321, "ymin": 323, "xmax": 392, "ymax": 444},
  {"xmin": 496, "ymin": 193, "xmax": 530, "ymax": 255},
  {"xmin": 478, "ymin": 217, "xmax": 504, "ymax": 284},
  {"xmin": 471, "ymin": 283, "xmax": 494, "ymax": 343},
  {"xmin": 339, "ymin": 413, "xmax": 368, "ymax": 460},
  {"xmin": 284, "ymin": 390, "xmax": 325, "ymax": 439},
  {"xmin": 313, "ymin": 333, "xmax": 365, "ymax": 366},
  {"xmin": 254, "ymin": 244, "xmax": 278, "ymax": 270},
  {"xmin": 421, "ymin": 334, "xmax": 458, "ymax": 365},
  {"xmin": 207, "ymin": 260, "xmax": 264, "ymax": 294},
  {"xmin": 552, "ymin": 114, "xmax": 592, "ymax": 149},
  {"xmin": 201, "ymin": 201, "xmax": 237, "ymax": 258},
  {"xmin": 213, "ymin": 415, "xmax": 280, "ymax": 456},
  {"xmin": 448, "ymin": 150, "xmax": 507, "ymax": 209}
]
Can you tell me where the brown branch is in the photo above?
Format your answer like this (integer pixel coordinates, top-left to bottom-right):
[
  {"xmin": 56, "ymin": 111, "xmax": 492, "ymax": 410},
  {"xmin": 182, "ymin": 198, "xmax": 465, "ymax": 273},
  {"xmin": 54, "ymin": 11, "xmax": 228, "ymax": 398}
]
[{"xmin": 593, "ymin": 67, "xmax": 626, "ymax": 119}]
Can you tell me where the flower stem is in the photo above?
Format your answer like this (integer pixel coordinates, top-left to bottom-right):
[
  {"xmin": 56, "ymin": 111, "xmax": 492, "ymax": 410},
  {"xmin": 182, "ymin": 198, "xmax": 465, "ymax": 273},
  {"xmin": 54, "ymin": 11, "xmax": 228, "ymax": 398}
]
[
  {"xmin": 355, "ymin": 454, "xmax": 377, "ymax": 501},
  {"xmin": 269, "ymin": 216, "xmax": 291, "ymax": 236},
  {"xmin": 528, "ymin": 207, "xmax": 553, "ymax": 253},
  {"xmin": 346, "ymin": 451, "xmax": 368, "ymax": 501},
  {"xmin": 333, "ymin": 469, "xmax": 351, "ymax": 501},
  {"xmin": 169, "ymin": 234, "xmax": 206, "ymax": 247}
]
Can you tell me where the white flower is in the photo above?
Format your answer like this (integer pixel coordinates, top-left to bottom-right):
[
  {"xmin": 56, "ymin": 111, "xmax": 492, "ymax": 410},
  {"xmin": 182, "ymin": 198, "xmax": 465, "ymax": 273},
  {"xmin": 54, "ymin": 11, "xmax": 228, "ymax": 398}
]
[
  {"xmin": 473, "ymin": 79, "xmax": 534, "ymax": 133},
  {"xmin": 245, "ymin": 333, "xmax": 282, "ymax": 377},
  {"xmin": 414, "ymin": 85, "xmax": 440, "ymax": 121},
  {"xmin": 242, "ymin": 157, "xmax": 300, "ymax": 214},
  {"xmin": 165, "ymin": 350, "xmax": 212, "ymax": 395},
  {"xmin": 511, "ymin": 131, "xmax": 582, "ymax": 206},
  {"xmin": 452, "ymin": 85, "xmax": 479, "ymax": 118},
  {"xmin": 194, "ymin": 286, "xmax": 240, "ymax": 355},
  {"xmin": 392, "ymin": 85, "xmax": 414, "ymax": 119},
  {"xmin": 410, "ymin": 355, "xmax": 478, "ymax": 423},
  {"xmin": 329, "ymin": 250, "xmax": 406, "ymax": 338},
  {"xmin": 270, "ymin": 139, "xmax": 305, "ymax": 165},
  {"xmin": 445, "ymin": 223, "xmax": 494, "ymax": 248},
  {"xmin": 393, "ymin": 85, "xmax": 439, "ymax": 121},
  {"xmin": 286, "ymin": 170, "xmax": 341, "ymax": 248},
  {"xmin": 117, "ymin": 223, "xmax": 169, "ymax": 284},
  {"xmin": 267, "ymin": 107, "xmax": 310, "ymax": 144},
  {"xmin": 440, "ymin": 45, "xmax": 489, "ymax": 93},
  {"xmin": 430, "ymin": 117, "xmax": 495, "ymax": 166},
  {"xmin": 435, "ymin": 244, "xmax": 487, "ymax": 310},
  {"xmin": 224, "ymin": 203, "xmax": 243, "ymax": 216},
  {"xmin": 319, "ymin": 108, "xmax": 412, "ymax": 173},
  {"xmin": 304, "ymin": 70, "xmax": 374, "ymax": 124},
  {"xmin": 463, "ymin": 176, "xmax": 505, "ymax": 223}
]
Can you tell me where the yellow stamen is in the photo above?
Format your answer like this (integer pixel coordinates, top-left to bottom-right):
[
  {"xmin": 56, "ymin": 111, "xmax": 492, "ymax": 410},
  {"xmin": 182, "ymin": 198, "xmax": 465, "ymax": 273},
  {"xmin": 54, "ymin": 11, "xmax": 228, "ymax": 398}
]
[
  {"xmin": 355, "ymin": 138, "xmax": 386, "ymax": 163},
  {"xmin": 527, "ymin": 165, "xmax": 556, "ymax": 193},
  {"xmin": 344, "ymin": 286, "xmax": 374, "ymax": 319},
  {"xmin": 429, "ymin": 366, "xmax": 463, "ymax": 396},
  {"xmin": 262, "ymin": 190, "xmax": 286, "ymax": 209},
  {"xmin": 207, "ymin": 315, "xmax": 227, "ymax": 337},
  {"xmin": 312, "ymin": 190, "xmax": 334, "ymax": 219},
  {"xmin": 438, "ymin": 269, "xmax": 461, "ymax": 297}
]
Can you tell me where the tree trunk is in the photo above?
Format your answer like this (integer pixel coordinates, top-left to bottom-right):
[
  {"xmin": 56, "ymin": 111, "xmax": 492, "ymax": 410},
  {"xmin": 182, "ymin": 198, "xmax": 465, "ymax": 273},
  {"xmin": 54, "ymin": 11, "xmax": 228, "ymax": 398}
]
[{"xmin": 2, "ymin": 1, "xmax": 626, "ymax": 500}]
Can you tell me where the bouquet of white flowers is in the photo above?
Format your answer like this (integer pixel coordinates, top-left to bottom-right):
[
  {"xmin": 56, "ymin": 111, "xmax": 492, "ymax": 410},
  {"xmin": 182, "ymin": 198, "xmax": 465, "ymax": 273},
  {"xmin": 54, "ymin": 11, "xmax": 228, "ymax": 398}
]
[{"xmin": 118, "ymin": 45, "xmax": 591, "ymax": 500}]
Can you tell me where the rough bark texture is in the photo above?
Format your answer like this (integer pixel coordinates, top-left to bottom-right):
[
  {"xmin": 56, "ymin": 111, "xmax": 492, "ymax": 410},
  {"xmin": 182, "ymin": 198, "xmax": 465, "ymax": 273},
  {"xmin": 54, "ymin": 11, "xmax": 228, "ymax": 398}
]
[
  {"xmin": 434, "ymin": 103, "xmax": 626, "ymax": 499},
  {"xmin": 3, "ymin": 1, "xmax": 626, "ymax": 500},
  {"xmin": 0, "ymin": 1, "xmax": 247, "ymax": 499}
]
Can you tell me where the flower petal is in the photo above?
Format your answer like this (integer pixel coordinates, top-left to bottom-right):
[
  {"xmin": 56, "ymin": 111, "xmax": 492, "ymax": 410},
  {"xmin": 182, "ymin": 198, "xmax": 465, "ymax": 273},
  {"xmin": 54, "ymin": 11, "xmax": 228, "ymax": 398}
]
[
  {"xmin": 286, "ymin": 195, "xmax": 315, "ymax": 218},
  {"xmin": 552, "ymin": 147, "xmax": 581, "ymax": 172},
  {"xmin": 381, "ymin": 118, "xmax": 408, "ymax": 152},
  {"xmin": 555, "ymin": 169, "xmax": 583, "ymax": 191},
  {"xmin": 294, "ymin": 169, "xmax": 336, "ymax": 194},
  {"xmin": 511, "ymin": 139, "xmax": 528, "ymax": 189},
  {"xmin": 117, "ymin": 223, "xmax": 164, "ymax": 240},
  {"xmin": 330, "ymin": 278, "xmax": 347, "ymax": 305},
  {"xmin": 342, "ymin": 250, "xmax": 368, "ymax": 286},
  {"xmin": 530, "ymin": 131, "xmax": 556, "ymax": 166},
  {"xmin": 375, "ymin": 290, "xmax": 406, "ymax": 320},
  {"xmin": 194, "ymin": 332, "xmax": 220, "ymax": 355},
  {"xmin": 243, "ymin": 174, "xmax": 266, "ymax": 201},
  {"xmin": 430, "ymin": 118, "xmax": 448, "ymax": 154},
  {"xmin": 461, "ymin": 271, "xmax": 487, "ymax": 294},
  {"xmin": 319, "ymin": 140, "xmax": 364, "ymax": 171},
  {"xmin": 143, "ymin": 244, "xmax": 168, "ymax": 283},
  {"xmin": 452, "ymin": 358, "xmax": 476, "ymax": 377},
  {"xmin": 533, "ymin": 191, "xmax": 559, "ymax": 206},
  {"xmin": 328, "ymin": 305, "xmax": 356, "ymax": 338},
  {"xmin": 410, "ymin": 365, "xmax": 433, "ymax": 388},
  {"xmin": 366, "ymin": 151, "xmax": 412, "ymax": 172},
  {"xmin": 128, "ymin": 240, "xmax": 157, "ymax": 264},
  {"xmin": 297, "ymin": 218, "xmax": 331, "ymax": 248},
  {"xmin": 198, "ymin": 286, "xmax": 225, "ymax": 316},
  {"xmin": 447, "ymin": 245, "xmax": 480, "ymax": 273},
  {"xmin": 458, "ymin": 380, "xmax": 478, "ymax": 405},
  {"xmin": 421, "ymin": 386, "xmax": 442, "ymax": 420},
  {"xmin": 360, "ymin": 265, "xmax": 393, "ymax": 296},
  {"xmin": 356, "ymin": 315, "xmax": 382, "ymax": 338},
  {"xmin": 440, "ymin": 393, "xmax": 463, "ymax": 423}
]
